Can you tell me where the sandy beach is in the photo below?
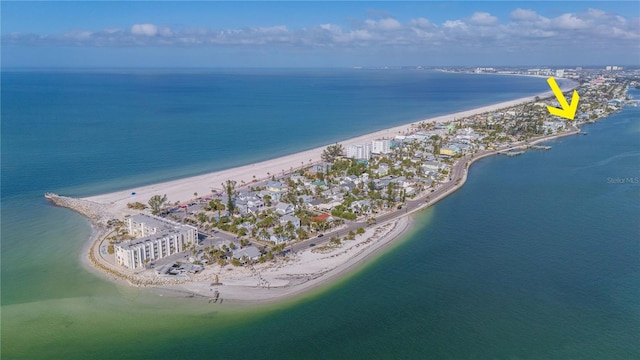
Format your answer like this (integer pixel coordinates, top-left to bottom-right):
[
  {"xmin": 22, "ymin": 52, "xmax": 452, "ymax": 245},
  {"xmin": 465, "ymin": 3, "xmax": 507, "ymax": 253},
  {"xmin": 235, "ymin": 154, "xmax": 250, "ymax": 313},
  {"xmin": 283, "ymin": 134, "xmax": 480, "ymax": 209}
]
[
  {"xmin": 83, "ymin": 83, "xmax": 570, "ymax": 211},
  {"xmin": 159, "ymin": 216, "xmax": 413, "ymax": 304},
  {"xmin": 57, "ymin": 118, "xmax": 580, "ymax": 304},
  {"xmin": 69, "ymin": 79, "xmax": 581, "ymax": 304}
]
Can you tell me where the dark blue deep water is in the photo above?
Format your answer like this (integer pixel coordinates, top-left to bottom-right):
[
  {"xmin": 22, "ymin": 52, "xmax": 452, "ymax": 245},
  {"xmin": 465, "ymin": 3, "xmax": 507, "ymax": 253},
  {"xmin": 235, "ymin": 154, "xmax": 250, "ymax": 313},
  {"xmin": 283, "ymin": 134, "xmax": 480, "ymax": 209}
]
[{"xmin": 1, "ymin": 70, "xmax": 637, "ymax": 359}]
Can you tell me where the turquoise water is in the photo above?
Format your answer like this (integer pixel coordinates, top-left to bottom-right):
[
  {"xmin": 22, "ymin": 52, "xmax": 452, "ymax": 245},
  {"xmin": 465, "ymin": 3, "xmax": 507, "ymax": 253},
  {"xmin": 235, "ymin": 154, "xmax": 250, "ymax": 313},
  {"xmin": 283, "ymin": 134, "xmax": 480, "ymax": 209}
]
[{"xmin": 2, "ymin": 71, "xmax": 638, "ymax": 359}]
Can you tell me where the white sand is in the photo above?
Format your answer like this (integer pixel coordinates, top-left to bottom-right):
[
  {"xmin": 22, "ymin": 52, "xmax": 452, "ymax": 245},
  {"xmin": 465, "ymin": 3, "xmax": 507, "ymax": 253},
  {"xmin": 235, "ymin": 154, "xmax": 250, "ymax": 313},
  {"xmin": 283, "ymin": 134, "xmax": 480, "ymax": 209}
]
[
  {"xmin": 166, "ymin": 216, "xmax": 412, "ymax": 303},
  {"xmin": 80, "ymin": 79, "xmax": 577, "ymax": 303},
  {"xmin": 84, "ymin": 85, "xmax": 568, "ymax": 210}
]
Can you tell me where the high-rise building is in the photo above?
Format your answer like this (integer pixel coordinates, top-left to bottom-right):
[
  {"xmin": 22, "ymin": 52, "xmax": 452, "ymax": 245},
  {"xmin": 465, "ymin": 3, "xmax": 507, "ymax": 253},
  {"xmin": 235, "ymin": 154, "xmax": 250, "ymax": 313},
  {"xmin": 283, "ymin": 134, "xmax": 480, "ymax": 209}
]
[
  {"xmin": 372, "ymin": 139, "xmax": 391, "ymax": 154},
  {"xmin": 115, "ymin": 214, "xmax": 198, "ymax": 269},
  {"xmin": 347, "ymin": 143, "xmax": 372, "ymax": 160}
]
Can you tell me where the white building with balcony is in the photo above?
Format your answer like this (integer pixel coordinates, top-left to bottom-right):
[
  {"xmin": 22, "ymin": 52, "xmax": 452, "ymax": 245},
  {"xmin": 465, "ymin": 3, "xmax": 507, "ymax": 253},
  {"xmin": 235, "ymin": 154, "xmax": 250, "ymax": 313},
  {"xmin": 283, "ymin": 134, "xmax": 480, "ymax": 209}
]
[
  {"xmin": 372, "ymin": 139, "xmax": 391, "ymax": 154},
  {"xmin": 115, "ymin": 214, "xmax": 198, "ymax": 269},
  {"xmin": 347, "ymin": 143, "xmax": 372, "ymax": 160}
]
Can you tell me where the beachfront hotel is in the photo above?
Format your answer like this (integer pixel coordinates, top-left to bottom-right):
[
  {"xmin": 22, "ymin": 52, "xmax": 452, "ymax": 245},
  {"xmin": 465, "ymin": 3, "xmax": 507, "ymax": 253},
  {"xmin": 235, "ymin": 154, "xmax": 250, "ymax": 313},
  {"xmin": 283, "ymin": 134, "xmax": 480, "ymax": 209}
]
[
  {"xmin": 372, "ymin": 139, "xmax": 392, "ymax": 154},
  {"xmin": 347, "ymin": 143, "xmax": 372, "ymax": 160},
  {"xmin": 115, "ymin": 214, "xmax": 198, "ymax": 269}
]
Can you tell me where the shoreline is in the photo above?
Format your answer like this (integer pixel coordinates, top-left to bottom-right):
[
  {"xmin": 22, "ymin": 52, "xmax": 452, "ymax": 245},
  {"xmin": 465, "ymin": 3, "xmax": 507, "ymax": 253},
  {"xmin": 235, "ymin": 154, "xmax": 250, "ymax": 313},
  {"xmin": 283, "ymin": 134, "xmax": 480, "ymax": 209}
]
[
  {"xmin": 83, "ymin": 80, "xmax": 576, "ymax": 209},
  {"xmin": 49, "ymin": 125, "xmax": 581, "ymax": 304},
  {"xmin": 172, "ymin": 216, "xmax": 415, "ymax": 305},
  {"xmin": 48, "ymin": 81, "xmax": 586, "ymax": 304}
]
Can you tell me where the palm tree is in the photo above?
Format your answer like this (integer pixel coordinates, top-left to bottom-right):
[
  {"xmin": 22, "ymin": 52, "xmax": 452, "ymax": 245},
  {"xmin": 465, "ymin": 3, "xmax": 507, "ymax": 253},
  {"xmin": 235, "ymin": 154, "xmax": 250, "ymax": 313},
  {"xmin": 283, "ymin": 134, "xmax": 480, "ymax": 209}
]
[
  {"xmin": 148, "ymin": 194, "xmax": 168, "ymax": 215},
  {"xmin": 210, "ymin": 199, "xmax": 225, "ymax": 217},
  {"xmin": 284, "ymin": 221, "xmax": 295, "ymax": 238}
]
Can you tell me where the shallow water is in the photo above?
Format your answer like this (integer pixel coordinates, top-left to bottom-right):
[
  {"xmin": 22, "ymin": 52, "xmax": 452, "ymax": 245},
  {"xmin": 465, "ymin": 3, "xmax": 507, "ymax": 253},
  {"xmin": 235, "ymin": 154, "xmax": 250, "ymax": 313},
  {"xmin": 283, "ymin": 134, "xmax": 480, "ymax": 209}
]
[{"xmin": 2, "ymin": 71, "xmax": 637, "ymax": 359}]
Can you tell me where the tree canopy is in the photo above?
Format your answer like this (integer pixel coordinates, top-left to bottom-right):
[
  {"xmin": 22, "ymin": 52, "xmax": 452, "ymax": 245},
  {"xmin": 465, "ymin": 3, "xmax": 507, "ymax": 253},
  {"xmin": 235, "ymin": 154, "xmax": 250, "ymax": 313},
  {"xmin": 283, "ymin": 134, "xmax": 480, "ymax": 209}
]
[
  {"xmin": 222, "ymin": 180, "xmax": 237, "ymax": 215},
  {"xmin": 148, "ymin": 194, "xmax": 168, "ymax": 215},
  {"xmin": 321, "ymin": 143, "xmax": 344, "ymax": 163}
]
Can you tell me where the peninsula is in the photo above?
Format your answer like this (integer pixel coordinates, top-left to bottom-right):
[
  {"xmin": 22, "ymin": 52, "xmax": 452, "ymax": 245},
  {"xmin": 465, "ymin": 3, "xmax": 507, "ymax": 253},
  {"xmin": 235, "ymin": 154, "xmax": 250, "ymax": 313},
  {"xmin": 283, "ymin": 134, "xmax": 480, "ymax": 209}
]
[{"xmin": 47, "ymin": 70, "xmax": 636, "ymax": 304}]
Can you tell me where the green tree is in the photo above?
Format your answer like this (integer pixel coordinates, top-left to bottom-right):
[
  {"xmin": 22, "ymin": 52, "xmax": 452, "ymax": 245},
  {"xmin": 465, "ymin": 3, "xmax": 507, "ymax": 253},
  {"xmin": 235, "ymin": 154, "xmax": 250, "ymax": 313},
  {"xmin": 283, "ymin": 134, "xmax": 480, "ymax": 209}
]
[
  {"xmin": 223, "ymin": 180, "xmax": 237, "ymax": 214},
  {"xmin": 272, "ymin": 243, "xmax": 286, "ymax": 255},
  {"xmin": 296, "ymin": 228, "xmax": 309, "ymax": 240},
  {"xmin": 284, "ymin": 221, "xmax": 295, "ymax": 236},
  {"xmin": 231, "ymin": 258, "xmax": 242, "ymax": 266},
  {"xmin": 197, "ymin": 212, "xmax": 209, "ymax": 224},
  {"xmin": 127, "ymin": 202, "xmax": 147, "ymax": 210},
  {"xmin": 148, "ymin": 194, "xmax": 168, "ymax": 215},
  {"xmin": 431, "ymin": 135, "xmax": 441, "ymax": 156},
  {"xmin": 263, "ymin": 195, "xmax": 272, "ymax": 207},
  {"xmin": 356, "ymin": 227, "xmax": 365, "ymax": 235},
  {"xmin": 321, "ymin": 143, "xmax": 345, "ymax": 163},
  {"xmin": 209, "ymin": 199, "xmax": 225, "ymax": 217}
]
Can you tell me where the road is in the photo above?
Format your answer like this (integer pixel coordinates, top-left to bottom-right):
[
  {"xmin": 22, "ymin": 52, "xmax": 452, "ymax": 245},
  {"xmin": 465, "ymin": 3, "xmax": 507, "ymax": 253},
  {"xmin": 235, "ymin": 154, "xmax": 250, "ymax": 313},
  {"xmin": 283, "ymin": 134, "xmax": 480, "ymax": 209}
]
[
  {"xmin": 288, "ymin": 128, "xmax": 580, "ymax": 252},
  {"xmin": 177, "ymin": 127, "xmax": 580, "ymax": 255}
]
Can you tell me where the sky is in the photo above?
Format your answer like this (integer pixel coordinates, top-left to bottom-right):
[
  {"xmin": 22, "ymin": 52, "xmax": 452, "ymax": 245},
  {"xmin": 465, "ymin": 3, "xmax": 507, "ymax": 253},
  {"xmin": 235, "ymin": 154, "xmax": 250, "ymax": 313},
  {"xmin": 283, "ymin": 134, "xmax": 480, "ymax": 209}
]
[{"xmin": 2, "ymin": 1, "xmax": 639, "ymax": 68}]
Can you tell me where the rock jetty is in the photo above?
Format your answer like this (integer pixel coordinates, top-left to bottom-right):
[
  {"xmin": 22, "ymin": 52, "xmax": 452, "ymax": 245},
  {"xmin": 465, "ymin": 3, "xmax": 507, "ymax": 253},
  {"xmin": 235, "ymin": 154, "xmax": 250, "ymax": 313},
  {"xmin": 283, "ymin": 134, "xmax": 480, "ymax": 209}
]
[{"xmin": 45, "ymin": 193, "xmax": 113, "ymax": 227}]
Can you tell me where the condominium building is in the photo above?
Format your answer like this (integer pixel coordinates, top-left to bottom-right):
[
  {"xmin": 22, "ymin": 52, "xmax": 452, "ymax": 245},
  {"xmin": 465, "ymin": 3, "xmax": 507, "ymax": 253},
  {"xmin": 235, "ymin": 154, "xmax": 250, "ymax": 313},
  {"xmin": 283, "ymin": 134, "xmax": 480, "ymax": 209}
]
[
  {"xmin": 115, "ymin": 214, "xmax": 198, "ymax": 269},
  {"xmin": 372, "ymin": 139, "xmax": 391, "ymax": 154},
  {"xmin": 347, "ymin": 143, "xmax": 372, "ymax": 160}
]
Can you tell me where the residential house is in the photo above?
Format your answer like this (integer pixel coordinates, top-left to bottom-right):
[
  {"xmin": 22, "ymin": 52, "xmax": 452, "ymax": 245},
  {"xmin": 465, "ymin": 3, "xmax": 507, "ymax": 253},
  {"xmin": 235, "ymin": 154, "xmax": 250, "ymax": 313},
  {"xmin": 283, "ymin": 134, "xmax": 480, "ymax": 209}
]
[
  {"xmin": 266, "ymin": 180, "xmax": 288, "ymax": 201},
  {"xmin": 350, "ymin": 200, "xmax": 371, "ymax": 214},
  {"xmin": 376, "ymin": 164, "xmax": 389, "ymax": 176},
  {"xmin": 232, "ymin": 246, "xmax": 261, "ymax": 263},
  {"xmin": 279, "ymin": 214, "xmax": 301, "ymax": 229},
  {"xmin": 275, "ymin": 202, "xmax": 295, "ymax": 216}
]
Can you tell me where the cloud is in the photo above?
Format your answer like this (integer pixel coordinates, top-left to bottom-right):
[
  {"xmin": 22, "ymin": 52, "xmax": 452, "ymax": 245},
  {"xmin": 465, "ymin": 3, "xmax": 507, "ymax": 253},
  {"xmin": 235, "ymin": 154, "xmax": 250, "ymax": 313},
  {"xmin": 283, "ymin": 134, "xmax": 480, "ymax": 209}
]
[
  {"xmin": 131, "ymin": 24, "xmax": 158, "ymax": 36},
  {"xmin": 443, "ymin": 20, "xmax": 467, "ymax": 29},
  {"xmin": 469, "ymin": 12, "xmax": 498, "ymax": 26},
  {"xmin": 364, "ymin": 18, "xmax": 402, "ymax": 31},
  {"xmin": 3, "ymin": 8, "xmax": 638, "ymax": 58},
  {"xmin": 552, "ymin": 13, "xmax": 588, "ymax": 30},
  {"xmin": 409, "ymin": 18, "xmax": 433, "ymax": 29},
  {"xmin": 510, "ymin": 8, "xmax": 540, "ymax": 22},
  {"xmin": 131, "ymin": 23, "xmax": 172, "ymax": 37}
]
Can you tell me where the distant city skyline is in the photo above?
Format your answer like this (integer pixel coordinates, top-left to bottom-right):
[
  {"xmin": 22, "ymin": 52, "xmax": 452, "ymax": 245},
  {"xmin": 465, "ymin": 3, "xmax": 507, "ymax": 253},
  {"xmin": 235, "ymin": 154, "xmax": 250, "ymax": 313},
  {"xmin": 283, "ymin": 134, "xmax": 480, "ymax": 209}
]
[{"xmin": 2, "ymin": 1, "xmax": 638, "ymax": 68}]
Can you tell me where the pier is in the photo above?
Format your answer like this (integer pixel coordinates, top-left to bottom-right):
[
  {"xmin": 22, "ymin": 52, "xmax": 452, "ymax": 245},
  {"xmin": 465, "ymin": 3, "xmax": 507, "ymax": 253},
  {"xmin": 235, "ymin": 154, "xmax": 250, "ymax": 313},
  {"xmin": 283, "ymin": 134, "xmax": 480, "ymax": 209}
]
[
  {"xmin": 529, "ymin": 145, "xmax": 552, "ymax": 150},
  {"xmin": 500, "ymin": 150, "xmax": 525, "ymax": 157}
]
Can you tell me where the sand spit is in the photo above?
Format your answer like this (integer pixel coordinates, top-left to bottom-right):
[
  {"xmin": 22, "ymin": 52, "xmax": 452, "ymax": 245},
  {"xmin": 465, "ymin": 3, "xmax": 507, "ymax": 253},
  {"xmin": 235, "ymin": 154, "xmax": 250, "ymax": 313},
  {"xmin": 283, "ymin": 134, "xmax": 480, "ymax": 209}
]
[{"xmin": 44, "ymin": 79, "xmax": 585, "ymax": 303}]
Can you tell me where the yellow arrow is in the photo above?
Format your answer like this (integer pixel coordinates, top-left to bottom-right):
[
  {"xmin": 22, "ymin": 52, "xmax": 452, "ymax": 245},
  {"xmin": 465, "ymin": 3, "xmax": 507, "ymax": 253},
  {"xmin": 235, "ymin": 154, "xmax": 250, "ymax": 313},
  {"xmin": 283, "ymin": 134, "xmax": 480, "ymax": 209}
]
[{"xmin": 546, "ymin": 77, "xmax": 580, "ymax": 121}]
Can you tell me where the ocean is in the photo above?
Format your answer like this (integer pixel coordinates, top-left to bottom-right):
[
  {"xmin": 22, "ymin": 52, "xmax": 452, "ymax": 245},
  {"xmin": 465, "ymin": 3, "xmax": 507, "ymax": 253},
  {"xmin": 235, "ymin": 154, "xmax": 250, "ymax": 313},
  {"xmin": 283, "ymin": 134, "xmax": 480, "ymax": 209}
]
[{"xmin": 1, "ymin": 70, "xmax": 638, "ymax": 359}]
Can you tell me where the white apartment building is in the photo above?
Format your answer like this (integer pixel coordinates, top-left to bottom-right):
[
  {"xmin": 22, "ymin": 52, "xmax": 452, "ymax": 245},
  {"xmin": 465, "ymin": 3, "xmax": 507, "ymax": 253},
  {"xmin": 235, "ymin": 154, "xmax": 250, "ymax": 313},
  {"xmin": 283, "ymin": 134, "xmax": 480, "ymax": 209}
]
[
  {"xmin": 347, "ymin": 143, "xmax": 372, "ymax": 160},
  {"xmin": 115, "ymin": 214, "xmax": 198, "ymax": 269},
  {"xmin": 372, "ymin": 139, "xmax": 391, "ymax": 154}
]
